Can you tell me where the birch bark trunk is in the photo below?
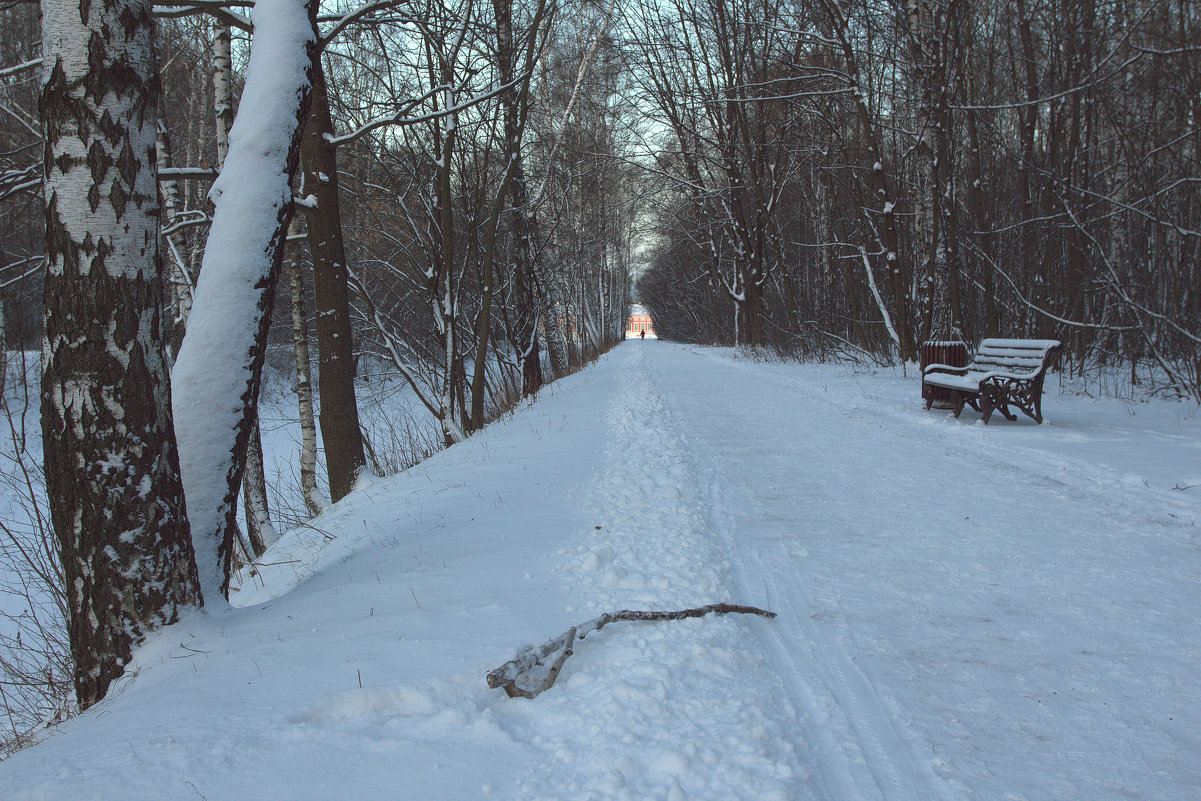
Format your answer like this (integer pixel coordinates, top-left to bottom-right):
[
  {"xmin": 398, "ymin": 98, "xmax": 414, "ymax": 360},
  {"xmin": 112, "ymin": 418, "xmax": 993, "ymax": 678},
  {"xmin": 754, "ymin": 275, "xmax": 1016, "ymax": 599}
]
[
  {"xmin": 40, "ymin": 0, "xmax": 202, "ymax": 707},
  {"xmin": 286, "ymin": 221, "xmax": 323, "ymax": 517},
  {"xmin": 213, "ymin": 22, "xmax": 234, "ymax": 165},
  {"xmin": 542, "ymin": 282, "xmax": 571, "ymax": 377},
  {"xmin": 241, "ymin": 427, "xmax": 273, "ymax": 554}
]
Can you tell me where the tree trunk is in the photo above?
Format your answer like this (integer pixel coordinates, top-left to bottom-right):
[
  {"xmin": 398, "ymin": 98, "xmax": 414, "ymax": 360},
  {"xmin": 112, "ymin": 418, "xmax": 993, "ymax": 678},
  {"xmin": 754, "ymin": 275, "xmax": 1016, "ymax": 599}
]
[
  {"xmin": 172, "ymin": 0, "xmax": 319, "ymax": 601},
  {"xmin": 432, "ymin": 91, "xmax": 465, "ymax": 446},
  {"xmin": 211, "ymin": 20, "xmax": 277, "ymax": 553},
  {"xmin": 213, "ymin": 21, "xmax": 234, "ymax": 165},
  {"xmin": 241, "ymin": 417, "xmax": 273, "ymax": 557},
  {"xmin": 155, "ymin": 121, "xmax": 194, "ymax": 360},
  {"xmin": 898, "ymin": 0, "xmax": 961, "ymax": 341},
  {"xmin": 301, "ymin": 58, "xmax": 366, "ymax": 503},
  {"xmin": 820, "ymin": 0, "xmax": 914, "ymax": 360},
  {"xmin": 495, "ymin": 0, "xmax": 544, "ymax": 398},
  {"xmin": 964, "ymin": 100, "xmax": 997, "ymax": 338},
  {"xmin": 286, "ymin": 224, "xmax": 323, "ymax": 516},
  {"xmin": 472, "ymin": 0, "xmax": 553, "ymax": 423},
  {"xmin": 0, "ymin": 281, "xmax": 7, "ymax": 399},
  {"xmin": 40, "ymin": 0, "xmax": 202, "ymax": 707},
  {"xmin": 543, "ymin": 281, "xmax": 571, "ymax": 377},
  {"xmin": 740, "ymin": 271, "xmax": 765, "ymax": 346},
  {"xmin": 1014, "ymin": 0, "xmax": 1044, "ymax": 333},
  {"xmin": 469, "ymin": 200, "xmax": 499, "ymax": 430}
]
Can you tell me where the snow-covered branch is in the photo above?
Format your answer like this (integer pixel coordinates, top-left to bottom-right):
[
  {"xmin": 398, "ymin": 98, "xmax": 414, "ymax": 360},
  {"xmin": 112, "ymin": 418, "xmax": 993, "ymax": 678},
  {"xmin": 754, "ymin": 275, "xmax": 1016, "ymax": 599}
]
[
  {"xmin": 0, "ymin": 165, "xmax": 40, "ymax": 202},
  {"xmin": 487, "ymin": 604, "xmax": 776, "ymax": 699},
  {"xmin": 326, "ymin": 76, "xmax": 522, "ymax": 148},
  {"xmin": 157, "ymin": 166, "xmax": 220, "ymax": 180},
  {"xmin": 152, "ymin": 3, "xmax": 253, "ymax": 31},
  {"xmin": 318, "ymin": 0, "xmax": 406, "ymax": 49},
  {"xmin": 0, "ymin": 58, "xmax": 42, "ymax": 80}
]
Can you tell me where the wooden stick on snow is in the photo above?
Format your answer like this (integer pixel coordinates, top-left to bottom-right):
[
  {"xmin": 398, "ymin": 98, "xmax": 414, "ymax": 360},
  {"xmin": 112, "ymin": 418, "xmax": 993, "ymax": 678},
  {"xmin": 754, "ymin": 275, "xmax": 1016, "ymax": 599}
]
[{"xmin": 486, "ymin": 603, "xmax": 776, "ymax": 699}]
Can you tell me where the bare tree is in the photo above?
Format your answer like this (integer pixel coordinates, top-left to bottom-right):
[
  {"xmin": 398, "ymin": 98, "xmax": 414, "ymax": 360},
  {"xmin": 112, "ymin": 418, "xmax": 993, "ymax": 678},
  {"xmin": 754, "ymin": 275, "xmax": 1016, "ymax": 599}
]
[{"xmin": 301, "ymin": 55, "xmax": 366, "ymax": 503}]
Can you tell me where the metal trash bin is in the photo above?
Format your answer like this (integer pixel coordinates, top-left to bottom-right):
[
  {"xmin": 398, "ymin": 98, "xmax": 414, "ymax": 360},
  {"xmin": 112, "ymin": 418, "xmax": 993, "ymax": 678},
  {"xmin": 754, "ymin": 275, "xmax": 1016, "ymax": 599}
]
[{"xmin": 921, "ymin": 340, "xmax": 968, "ymax": 409}]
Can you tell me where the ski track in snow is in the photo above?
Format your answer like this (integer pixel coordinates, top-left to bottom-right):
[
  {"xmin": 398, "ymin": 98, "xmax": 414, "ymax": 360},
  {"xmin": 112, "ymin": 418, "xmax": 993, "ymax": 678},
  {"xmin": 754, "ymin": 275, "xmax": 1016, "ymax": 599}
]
[
  {"xmin": 653, "ymin": 345, "xmax": 1200, "ymax": 801},
  {"xmin": 646, "ymin": 360, "xmax": 954, "ymax": 801},
  {"xmin": 501, "ymin": 345, "xmax": 805, "ymax": 801}
]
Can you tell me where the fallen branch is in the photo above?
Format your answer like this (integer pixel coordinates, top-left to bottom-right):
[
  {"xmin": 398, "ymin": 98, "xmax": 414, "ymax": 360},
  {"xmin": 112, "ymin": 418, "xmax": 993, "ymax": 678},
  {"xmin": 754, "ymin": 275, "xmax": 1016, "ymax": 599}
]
[{"xmin": 486, "ymin": 603, "xmax": 776, "ymax": 699}]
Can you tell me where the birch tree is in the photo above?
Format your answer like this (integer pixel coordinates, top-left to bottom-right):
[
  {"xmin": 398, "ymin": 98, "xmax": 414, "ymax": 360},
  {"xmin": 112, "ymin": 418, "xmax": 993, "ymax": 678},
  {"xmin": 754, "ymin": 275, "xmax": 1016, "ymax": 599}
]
[
  {"xmin": 40, "ymin": 0, "xmax": 201, "ymax": 706},
  {"xmin": 285, "ymin": 222, "xmax": 323, "ymax": 517}
]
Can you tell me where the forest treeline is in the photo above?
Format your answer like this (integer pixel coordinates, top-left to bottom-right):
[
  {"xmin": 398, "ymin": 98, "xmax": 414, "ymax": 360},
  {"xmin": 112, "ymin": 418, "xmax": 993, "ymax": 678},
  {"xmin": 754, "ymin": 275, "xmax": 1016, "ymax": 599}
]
[{"xmin": 631, "ymin": 0, "xmax": 1199, "ymax": 400}]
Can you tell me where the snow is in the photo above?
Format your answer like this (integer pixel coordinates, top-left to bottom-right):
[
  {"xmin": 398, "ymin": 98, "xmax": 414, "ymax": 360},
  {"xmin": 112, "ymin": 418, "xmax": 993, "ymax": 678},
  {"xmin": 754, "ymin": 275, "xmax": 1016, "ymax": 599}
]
[
  {"xmin": 3, "ymin": 343, "xmax": 1200, "ymax": 800},
  {"xmin": 170, "ymin": 0, "xmax": 316, "ymax": 601}
]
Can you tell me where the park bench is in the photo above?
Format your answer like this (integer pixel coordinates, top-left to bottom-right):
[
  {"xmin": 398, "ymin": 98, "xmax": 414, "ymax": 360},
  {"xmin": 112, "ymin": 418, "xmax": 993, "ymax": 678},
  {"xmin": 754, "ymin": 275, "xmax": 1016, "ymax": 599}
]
[{"xmin": 922, "ymin": 338, "xmax": 1062, "ymax": 424}]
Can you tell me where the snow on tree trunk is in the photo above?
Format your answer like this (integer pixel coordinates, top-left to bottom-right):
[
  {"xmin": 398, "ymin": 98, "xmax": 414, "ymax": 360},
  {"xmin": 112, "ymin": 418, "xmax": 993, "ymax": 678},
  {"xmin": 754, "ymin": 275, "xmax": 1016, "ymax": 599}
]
[
  {"xmin": 210, "ymin": 15, "xmax": 276, "ymax": 562},
  {"xmin": 172, "ymin": 0, "xmax": 318, "ymax": 601},
  {"xmin": 40, "ymin": 0, "xmax": 202, "ymax": 708}
]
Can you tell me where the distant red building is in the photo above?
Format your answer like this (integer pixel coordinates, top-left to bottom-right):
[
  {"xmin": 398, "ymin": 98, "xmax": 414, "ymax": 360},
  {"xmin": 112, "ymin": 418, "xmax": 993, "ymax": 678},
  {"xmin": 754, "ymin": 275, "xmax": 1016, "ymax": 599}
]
[{"xmin": 626, "ymin": 304, "xmax": 656, "ymax": 339}]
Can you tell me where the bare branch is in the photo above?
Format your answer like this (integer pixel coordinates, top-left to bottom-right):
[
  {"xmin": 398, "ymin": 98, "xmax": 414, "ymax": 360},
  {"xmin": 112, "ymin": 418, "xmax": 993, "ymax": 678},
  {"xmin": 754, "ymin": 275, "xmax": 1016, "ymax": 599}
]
[{"xmin": 487, "ymin": 603, "xmax": 776, "ymax": 699}]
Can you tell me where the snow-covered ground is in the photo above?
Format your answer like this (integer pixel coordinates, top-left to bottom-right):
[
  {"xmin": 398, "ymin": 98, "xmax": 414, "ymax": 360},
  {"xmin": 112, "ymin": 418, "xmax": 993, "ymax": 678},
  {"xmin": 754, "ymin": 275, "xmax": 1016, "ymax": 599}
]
[{"xmin": 2, "ymin": 341, "xmax": 1198, "ymax": 800}]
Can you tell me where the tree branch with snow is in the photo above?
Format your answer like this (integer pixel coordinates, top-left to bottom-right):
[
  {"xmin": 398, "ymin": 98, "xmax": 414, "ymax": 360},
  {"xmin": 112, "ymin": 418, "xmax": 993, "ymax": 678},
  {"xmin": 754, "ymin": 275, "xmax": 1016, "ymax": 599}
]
[{"xmin": 487, "ymin": 604, "xmax": 776, "ymax": 699}]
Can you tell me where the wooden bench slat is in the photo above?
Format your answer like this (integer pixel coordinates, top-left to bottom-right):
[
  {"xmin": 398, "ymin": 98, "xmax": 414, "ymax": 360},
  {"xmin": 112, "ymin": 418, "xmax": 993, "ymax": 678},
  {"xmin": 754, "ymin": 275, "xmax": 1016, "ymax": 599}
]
[
  {"xmin": 979, "ymin": 338, "xmax": 1062, "ymax": 350},
  {"xmin": 923, "ymin": 372, "xmax": 980, "ymax": 392}
]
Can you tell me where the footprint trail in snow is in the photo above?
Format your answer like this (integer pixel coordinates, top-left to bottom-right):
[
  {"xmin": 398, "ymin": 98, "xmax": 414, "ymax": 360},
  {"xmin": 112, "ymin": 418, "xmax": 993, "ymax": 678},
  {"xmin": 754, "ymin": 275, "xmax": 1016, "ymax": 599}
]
[{"xmin": 504, "ymin": 345, "xmax": 808, "ymax": 801}]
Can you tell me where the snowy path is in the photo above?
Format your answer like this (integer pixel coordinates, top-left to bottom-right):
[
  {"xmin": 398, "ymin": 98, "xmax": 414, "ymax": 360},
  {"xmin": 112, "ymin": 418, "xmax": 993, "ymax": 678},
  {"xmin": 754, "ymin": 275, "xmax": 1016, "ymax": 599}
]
[
  {"xmin": 2, "ymin": 342, "xmax": 1198, "ymax": 800},
  {"xmin": 646, "ymin": 344, "xmax": 1200, "ymax": 801},
  {"xmin": 506, "ymin": 345, "xmax": 804, "ymax": 800}
]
